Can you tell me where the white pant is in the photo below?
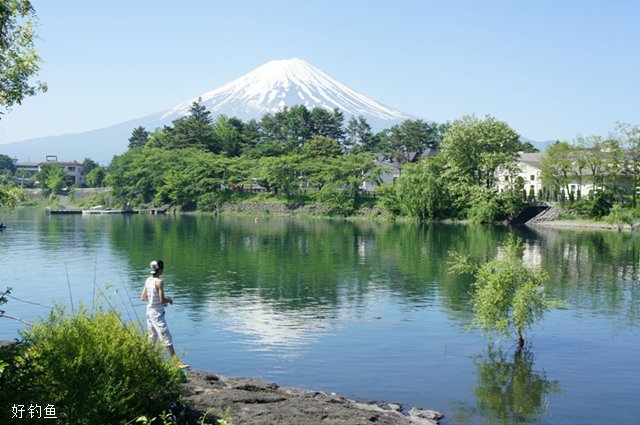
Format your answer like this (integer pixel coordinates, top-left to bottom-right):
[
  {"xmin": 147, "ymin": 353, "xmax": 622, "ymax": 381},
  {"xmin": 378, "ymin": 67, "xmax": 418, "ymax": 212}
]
[{"xmin": 146, "ymin": 308, "xmax": 173, "ymax": 347}]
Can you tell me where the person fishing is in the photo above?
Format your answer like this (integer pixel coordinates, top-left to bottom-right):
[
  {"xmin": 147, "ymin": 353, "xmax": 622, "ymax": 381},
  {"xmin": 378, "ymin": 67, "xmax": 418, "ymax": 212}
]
[{"xmin": 141, "ymin": 259, "xmax": 188, "ymax": 368}]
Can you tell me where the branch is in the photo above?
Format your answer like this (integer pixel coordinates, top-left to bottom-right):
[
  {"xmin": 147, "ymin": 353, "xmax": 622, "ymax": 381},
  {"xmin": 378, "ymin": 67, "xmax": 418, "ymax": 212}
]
[{"xmin": 0, "ymin": 313, "xmax": 32, "ymax": 326}]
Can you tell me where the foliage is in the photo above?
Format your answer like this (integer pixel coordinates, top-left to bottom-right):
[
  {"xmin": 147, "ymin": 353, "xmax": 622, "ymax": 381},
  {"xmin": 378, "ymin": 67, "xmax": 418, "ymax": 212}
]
[
  {"xmin": 449, "ymin": 235, "xmax": 556, "ymax": 344},
  {"xmin": 615, "ymin": 122, "xmax": 640, "ymax": 207},
  {"xmin": 394, "ymin": 156, "xmax": 451, "ymax": 221},
  {"xmin": 387, "ymin": 119, "xmax": 444, "ymax": 164},
  {"xmin": 0, "ymin": 153, "xmax": 17, "ymax": 174},
  {"xmin": 0, "ymin": 305, "xmax": 184, "ymax": 424},
  {"xmin": 604, "ymin": 204, "xmax": 636, "ymax": 230},
  {"xmin": 0, "ymin": 0, "xmax": 47, "ymax": 117},
  {"xmin": 375, "ymin": 183, "xmax": 402, "ymax": 216},
  {"xmin": 36, "ymin": 163, "xmax": 71, "ymax": 195},
  {"xmin": 0, "ymin": 183, "xmax": 22, "ymax": 208},
  {"xmin": 85, "ymin": 166, "xmax": 106, "ymax": 188},
  {"xmin": 440, "ymin": 115, "xmax": 521, "ymax": 188},
  {"xmin": 129, "ymin": 126, "xmax": 150, "ymax": 149},
  {"xmin": 345, "ymin": 115, "xmax": 374, "ymax": 150},
  {"xmin": 466, "ymin": 188, "xmax": 502, "ymax": 224}
]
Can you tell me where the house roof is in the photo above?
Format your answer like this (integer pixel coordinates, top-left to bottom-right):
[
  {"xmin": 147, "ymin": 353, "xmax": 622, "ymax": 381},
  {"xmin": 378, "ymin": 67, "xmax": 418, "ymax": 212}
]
[
  {"xmin": 38, "ymin": 161, "xmax": 83, "ymax": 167},
  {"xmin": 519, "ymin": 152, "xmax": 543, "ymax": 169}
]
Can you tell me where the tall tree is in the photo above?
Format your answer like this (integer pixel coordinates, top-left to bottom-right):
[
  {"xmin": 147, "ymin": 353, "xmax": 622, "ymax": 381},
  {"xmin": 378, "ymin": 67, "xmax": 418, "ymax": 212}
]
[
  {"xmin": 128, "ymin": 126, "xmax": 150, "ymax": 149},
  {"xmin": 0, "ymin": 154, "xmax": 16, "ymax": 175},
  {"xmin": 309, "ymin": 107, "xmax": 334, "ymax": 138},
  {"xmin": 394, "ymin": 156, "xmax": 451, "ymax": 221},
  {"xmin": 212, "ymin": 115, "xmax": 242, "ymax": 157},
  {"xmin": 345, "ymin": 116, "xmax": 374, "ymax": 151},
  {"xmin": 329, "ymin": 108, "xmax": 346, "ymax": 143},
  {"xmin": 302, "ymin": 135, "xmax": 342, "ymax": 159},
  {"xmin": 540, "ymin": 141, "xmax": 575, "ymax": 201},
  {"xmin": 36, "ymin": 164, "xmax": 69, "ymax": 194},
  {"xmin": 440, "ymin": 115, "xmax": 521, "ymax": 188},
  {"xmin": 285, "ymin": 105, "xmax": 313, "ymax": 149},
  {"xmin": 81, "ymin": 158, "xmax": 99, "ymax": 175},
  {"xmin": 616, "ymin": 122, "xmax": 640, "ymax": 207},
  {"xmin": 165, "ymin": 99, "xmax": 217, "ymax": 151},
  {"xmin": 0, "ymin": 0, "xmax": 46, "ymax": 118},
  {"xmin": 387, "ymin": 119, "xmax": 441, "ymax": 165}
]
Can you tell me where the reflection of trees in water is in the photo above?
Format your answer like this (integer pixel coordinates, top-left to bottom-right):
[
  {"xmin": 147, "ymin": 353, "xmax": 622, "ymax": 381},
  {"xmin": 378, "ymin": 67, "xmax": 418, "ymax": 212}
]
[
  {"xmin": 521, "ymin": 227, "xmax": 640, "ymax": 326},
  {"xmin": 455, "ymin": 345, "xmax": 560, "ymax": 425},
  {"xmin": 102, "ymin": 213, "xmax": 640, "ymax": 327}
]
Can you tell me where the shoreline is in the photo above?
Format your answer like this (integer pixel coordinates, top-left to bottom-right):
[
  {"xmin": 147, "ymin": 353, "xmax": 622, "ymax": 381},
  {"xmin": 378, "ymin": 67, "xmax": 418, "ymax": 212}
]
[
  {"xmin": 182, "ymin": 370, "xmax": 443, "ymax": 425},
  {"xmin": 1, "ymin": 340, "xmax": 443, "ymax": 425},
  {"xmin": 527, "ymin": 219, "xmax": 633, "ymax": 231}
]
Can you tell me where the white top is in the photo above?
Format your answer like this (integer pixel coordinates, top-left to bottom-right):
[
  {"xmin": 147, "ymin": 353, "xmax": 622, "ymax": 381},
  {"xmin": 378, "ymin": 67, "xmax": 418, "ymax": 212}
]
[{"xmin": 145, "ymin": 276, "xmax": 164, "ymax": 311}]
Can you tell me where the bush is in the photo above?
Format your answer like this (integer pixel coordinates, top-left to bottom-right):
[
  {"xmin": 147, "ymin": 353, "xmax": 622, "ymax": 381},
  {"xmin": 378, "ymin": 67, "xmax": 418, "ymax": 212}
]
[
  {"xmin": 0, "ymin": 306, "xmax": 184, "ymax": 424},
  {"xmin": 467, "ymin": 188, "xmax": 501, "ymax": 224},
  {"xmin": 605, "ymin": 204, "xmax": 636, "ymax": 230},
  {"xmin": 374, "ymin": 183, "xmax": 402, "ymax": 217},
  {"xmin": 315, "ymin": 183, "xmax": 355, "ymax": 215}
]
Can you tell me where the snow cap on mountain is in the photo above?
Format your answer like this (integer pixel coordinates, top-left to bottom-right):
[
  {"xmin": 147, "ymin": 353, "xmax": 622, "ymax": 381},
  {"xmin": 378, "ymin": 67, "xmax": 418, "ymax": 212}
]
[{"xmin": 162, "ymin": 58, "xmax": 411, "ymax": 124}]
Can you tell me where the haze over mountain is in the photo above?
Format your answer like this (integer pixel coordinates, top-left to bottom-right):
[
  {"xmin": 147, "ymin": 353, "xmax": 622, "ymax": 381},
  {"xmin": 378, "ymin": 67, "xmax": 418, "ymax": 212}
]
[{"xmin": 1, "ymin": 58, "xmax": 412, "ymax": 164}]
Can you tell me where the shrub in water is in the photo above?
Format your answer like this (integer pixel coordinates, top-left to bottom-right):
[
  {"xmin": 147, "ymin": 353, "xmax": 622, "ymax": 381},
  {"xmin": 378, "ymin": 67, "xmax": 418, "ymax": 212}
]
[{"xmin": 1, "ymin": 305, "xmax": 183, "ymax": 424}]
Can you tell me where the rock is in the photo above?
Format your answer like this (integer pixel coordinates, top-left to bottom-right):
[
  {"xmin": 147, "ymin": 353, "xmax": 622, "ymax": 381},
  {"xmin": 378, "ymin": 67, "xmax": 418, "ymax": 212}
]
[
  {"xmin": 180, "ymin": 370, "xmax": 443, "ymax": 425},
  {"xmin": 407, "ymin": 407, "xmax": 444, "ymax": 425}
]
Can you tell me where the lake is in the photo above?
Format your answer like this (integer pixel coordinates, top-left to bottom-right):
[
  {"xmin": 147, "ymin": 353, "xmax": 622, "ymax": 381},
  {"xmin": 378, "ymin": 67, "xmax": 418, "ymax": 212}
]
[{"xmin": 1, "ymin": 208, "xmax": 639, "ymax": 424}]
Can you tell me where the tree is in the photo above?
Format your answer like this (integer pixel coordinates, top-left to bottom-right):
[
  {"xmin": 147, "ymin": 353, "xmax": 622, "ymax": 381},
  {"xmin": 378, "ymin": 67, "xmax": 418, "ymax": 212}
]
[
  {"xmin": 285, "ymin": 105, "xmax": 313, "ymax": 149},
  {"xmin": 81, "ymin": 158, "xmax": 99, "ymax": 175},
  {"xmin": 440, "ymin": 115, "xmax": 521, "ymax": 189},
  {"xmin": 36, "ymin": 164, "xmax": 69, "ymax": 194},
  {"xmin": 394, "ymin": 156, "xmax": 451, "ymax": 221},
  {"xmin": 449, "ymin": 235, "xmax": 557, "ymax": 348},
  {"xmin": 163, "ymin": 99, "xmax": 217, "ymax": 151},
  {"xmin": 387, "ymin": 119, "xmax": 441, "ymax": 165},
  {"xmin": 345, "ymin": 116, "xmax": 374, "ymax": 151},
  {"xmin": 212, "ymin": 115, "xmax": 242, "ymax": 157},
  {"xmin": 0, "ymin": 154, "xmax": 16, "ymax": 175},
  {"xmin": 86, "ymin": 166, "xmax": 106, "ymax": 188},
  {"xmin": 302, "ymin": 135, "xmax": 342, "ymax": 158},
  {"xmin": 0, "ymin": 1, "xmax": 45, "ymax": 207},
  {"xmin": 309, "ymin": 107, "xmax": 335, "ymax": 138},
  {"xmin": 540, "ymin": 142, "xmax": 575, "ymax": 202},
  {"xmin": 258, "ymin": 154, "xmax": 303, "ymax": 197},
  {"xmin": 128, "ymin": 126, "xmax": 149, "ymax": 149},
  {"xmin": 0, "ymin": 0, "xmax": 46, "ymax": 118},
  {"xmin": 0, "ymin": 184, "xmax": 21, "ymax": 208},
  {"xmin": 616, "ymin": 122, "xmax": 640, "ymax": 207}
]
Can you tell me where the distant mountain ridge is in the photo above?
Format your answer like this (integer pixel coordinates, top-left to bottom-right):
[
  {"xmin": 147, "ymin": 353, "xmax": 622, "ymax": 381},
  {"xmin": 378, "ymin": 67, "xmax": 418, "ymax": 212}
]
[{"xmin": 1, "ymin": 58, "xmax": 412, "ymax": 164}]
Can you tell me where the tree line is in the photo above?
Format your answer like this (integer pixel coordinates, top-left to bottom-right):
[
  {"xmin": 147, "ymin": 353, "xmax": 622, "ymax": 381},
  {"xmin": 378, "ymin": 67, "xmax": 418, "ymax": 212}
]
[{"xmin": 108, "ymin": 100, "xmax": 450, "ymax": 215}]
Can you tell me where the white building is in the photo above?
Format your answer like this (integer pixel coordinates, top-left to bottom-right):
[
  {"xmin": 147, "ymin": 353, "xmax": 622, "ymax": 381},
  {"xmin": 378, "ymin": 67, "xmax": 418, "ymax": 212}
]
[{"xmin": 15, "ymin": 155, "xmax": 85, "ymax": 186}]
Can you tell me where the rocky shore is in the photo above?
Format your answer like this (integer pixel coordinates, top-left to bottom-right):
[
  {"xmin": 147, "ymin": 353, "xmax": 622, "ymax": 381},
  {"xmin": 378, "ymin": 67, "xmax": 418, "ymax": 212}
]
[
  {"xmin": 1, "ymin": 340, "xmax": 442, "ymax": 425},
  {"xmin": 181, "ymin": 370, "xmax": 443, "ymax": 425}
]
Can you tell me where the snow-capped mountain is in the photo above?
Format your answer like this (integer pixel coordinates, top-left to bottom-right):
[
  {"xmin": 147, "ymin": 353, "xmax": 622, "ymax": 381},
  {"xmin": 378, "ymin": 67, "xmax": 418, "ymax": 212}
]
[
  {"xmin": 162, "ymin": 58, "xmax": 411, "ymax": 125},
  {"xmin": 1, "ymin": 58, "xmax": 412, "ymax": 163}
]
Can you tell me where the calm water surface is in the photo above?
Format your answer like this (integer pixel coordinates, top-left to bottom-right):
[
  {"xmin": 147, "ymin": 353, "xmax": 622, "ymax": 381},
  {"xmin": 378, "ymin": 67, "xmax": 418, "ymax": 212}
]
[{"xmin": 1, "ymin": 208, "xmax": 639, "ymax": 424}]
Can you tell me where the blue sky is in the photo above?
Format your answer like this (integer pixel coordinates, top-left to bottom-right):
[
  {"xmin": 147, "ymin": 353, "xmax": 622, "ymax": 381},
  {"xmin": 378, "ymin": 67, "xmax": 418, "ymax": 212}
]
[{"xmin": 0, "ymin": 0, "xmax": 638, "ymax": 145}]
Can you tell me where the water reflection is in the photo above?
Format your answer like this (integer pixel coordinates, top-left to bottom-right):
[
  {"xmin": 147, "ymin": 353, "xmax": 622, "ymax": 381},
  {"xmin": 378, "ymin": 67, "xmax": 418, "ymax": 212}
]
[
  {"xmin": 3, "ymin": 209, "xmax": 640, "ymax": 424},
  {"xmin": 206, "ymin": 291, "xmax": 335, "ymax": 350},
  {"xmin": 456, "ymin": 345, "xmax": 561, "ymax": 425}
]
